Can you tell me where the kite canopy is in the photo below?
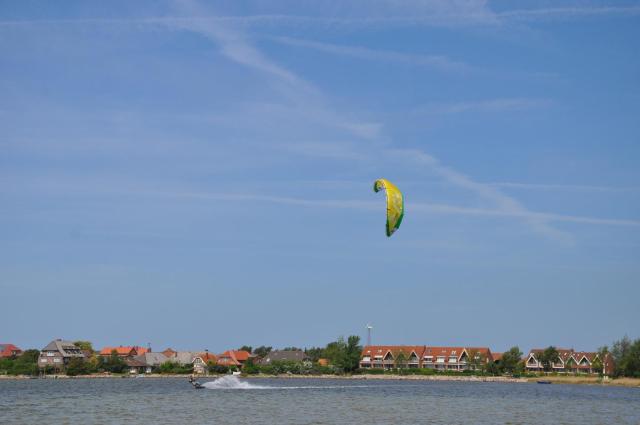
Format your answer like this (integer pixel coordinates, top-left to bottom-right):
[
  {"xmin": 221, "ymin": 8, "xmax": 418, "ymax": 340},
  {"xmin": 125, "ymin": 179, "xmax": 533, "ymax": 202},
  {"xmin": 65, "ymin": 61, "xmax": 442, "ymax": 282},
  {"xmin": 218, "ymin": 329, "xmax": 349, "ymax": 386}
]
[{"xmin": 373, "ymin": 178, "xmax": 404, "ymax": 237}]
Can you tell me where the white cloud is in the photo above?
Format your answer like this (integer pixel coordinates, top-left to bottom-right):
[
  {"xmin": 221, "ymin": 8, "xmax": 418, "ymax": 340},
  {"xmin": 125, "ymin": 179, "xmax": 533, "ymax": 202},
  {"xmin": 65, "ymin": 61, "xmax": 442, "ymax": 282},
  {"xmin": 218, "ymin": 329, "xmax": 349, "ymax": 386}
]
[
  {"xmin": 387, "ymin": 148, "xmax": 572, "ymax": 241},
  {"xmin": 415, "ymin": 98, "xmax": 552, "ymax": 114},
  {"xmin": 268, "ymin": 36, "xmax": 472, "ymax": 73},
  {"xmin": 168, "ymin": 0, "xmax": 382, "ymax": 141},
  {"xmin": 489, "ymin": 182, "xmax": 640, "ymax": 193},
  {"xmin": 410, "ymin": 202, "xmax": 640, "ymax": 227},
  {"xmin": 497, "ymin": 5, "xmax": 640, "ymax": 21}
]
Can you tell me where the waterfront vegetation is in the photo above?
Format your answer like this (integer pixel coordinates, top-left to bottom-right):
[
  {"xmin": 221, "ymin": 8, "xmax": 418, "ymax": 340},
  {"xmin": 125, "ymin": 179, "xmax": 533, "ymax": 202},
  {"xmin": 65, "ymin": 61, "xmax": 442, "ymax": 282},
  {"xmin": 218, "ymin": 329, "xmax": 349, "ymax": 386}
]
[
  {"xmin": 2, "ymin": 336, "xmax": 639, "ymax": 382},
  {"xmin": 0, "ymin": 350, "xmax": 40, "ymax": 376}
]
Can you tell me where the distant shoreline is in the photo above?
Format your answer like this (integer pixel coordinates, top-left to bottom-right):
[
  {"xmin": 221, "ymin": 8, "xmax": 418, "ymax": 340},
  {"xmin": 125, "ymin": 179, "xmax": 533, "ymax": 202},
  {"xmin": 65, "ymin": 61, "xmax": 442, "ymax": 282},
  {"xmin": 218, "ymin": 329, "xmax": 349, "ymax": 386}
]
[{"xmin": 2, "ymin": 373, "xmax": 639, "ymax": 387}]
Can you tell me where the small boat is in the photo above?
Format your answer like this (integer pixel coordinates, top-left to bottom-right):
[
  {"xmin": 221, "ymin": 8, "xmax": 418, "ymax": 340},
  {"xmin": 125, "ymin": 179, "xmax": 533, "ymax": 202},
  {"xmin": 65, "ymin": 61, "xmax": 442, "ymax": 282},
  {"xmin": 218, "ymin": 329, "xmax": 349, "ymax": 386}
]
[{"xmin": 537, "ymin": 380, "xmax": 552, "ymax": 384}]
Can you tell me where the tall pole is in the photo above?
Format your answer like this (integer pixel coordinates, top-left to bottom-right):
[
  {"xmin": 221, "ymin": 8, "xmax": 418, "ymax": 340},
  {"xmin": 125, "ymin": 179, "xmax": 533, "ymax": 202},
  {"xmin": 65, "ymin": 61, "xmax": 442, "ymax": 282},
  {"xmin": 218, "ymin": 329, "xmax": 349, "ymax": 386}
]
[{"xmin": 366, "ymin": 324, "xmax": 373, "ymax": 346}]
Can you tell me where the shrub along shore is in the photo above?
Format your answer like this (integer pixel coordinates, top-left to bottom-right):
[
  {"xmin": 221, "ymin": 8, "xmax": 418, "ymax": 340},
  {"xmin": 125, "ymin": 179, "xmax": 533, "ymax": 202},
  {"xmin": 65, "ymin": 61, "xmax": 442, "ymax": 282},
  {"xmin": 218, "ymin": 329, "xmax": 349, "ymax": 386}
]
[{"xmin": 1, "ymin": 372, "xmax": 639, "ymax": 387}]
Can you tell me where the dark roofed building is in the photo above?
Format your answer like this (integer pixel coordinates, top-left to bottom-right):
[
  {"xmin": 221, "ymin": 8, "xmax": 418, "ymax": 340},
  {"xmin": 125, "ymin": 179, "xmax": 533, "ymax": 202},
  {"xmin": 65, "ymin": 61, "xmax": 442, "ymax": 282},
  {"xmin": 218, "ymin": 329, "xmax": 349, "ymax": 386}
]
[
  {"xmin": 259, "ymin": 350, "xmax": 310, "ymax": 365},
  {"xmin": 38, "ymin": 339, "xmax": 85, "ymax": 371},
  {"xmin": 124, "ymin": 357, "xmax": 148, "ymax": 374},
  {"xmin": 125, "ymin": 352, "xmax": 169, "ymax": 374}
]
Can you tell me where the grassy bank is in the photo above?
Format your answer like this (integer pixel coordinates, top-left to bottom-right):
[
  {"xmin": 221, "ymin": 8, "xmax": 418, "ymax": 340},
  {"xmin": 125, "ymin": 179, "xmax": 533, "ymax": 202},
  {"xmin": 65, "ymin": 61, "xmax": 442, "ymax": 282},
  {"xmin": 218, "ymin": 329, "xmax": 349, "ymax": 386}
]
[{"xmin": 524, "ymin": 375, "xmax": 640, "ymax": 387}]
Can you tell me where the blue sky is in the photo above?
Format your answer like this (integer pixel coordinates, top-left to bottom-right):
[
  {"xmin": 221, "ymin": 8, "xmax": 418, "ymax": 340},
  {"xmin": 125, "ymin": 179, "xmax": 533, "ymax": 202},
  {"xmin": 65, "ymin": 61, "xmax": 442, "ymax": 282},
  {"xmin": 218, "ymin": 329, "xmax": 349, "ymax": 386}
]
[{"xmin": 1, "ymin": 0, "xmax": 639, "ymax": 354}]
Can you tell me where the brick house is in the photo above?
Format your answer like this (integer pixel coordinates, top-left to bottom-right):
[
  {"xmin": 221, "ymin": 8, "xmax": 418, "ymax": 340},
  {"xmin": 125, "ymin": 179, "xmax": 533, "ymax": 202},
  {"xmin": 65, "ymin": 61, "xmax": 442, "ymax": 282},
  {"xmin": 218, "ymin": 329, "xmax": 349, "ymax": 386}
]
[
  {"xmin": 359, "ymin": 345, "xmax": 494, "ymax": 371},
  {"xmin": 38, "ymin": 339, "xmax": 85, "ymax": 371}
]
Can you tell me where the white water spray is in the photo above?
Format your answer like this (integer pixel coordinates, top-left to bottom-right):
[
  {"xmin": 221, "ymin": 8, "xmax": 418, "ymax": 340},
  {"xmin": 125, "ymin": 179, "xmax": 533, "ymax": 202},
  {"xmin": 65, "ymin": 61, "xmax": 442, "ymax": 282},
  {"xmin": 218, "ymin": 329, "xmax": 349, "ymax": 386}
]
[
  {"xmin": 200, "ymin": 375, "xmax": 378, "ymax": 390},
  {"xmin": 201, "ymin": 375, "xmax": 268, "ymax": 390}
]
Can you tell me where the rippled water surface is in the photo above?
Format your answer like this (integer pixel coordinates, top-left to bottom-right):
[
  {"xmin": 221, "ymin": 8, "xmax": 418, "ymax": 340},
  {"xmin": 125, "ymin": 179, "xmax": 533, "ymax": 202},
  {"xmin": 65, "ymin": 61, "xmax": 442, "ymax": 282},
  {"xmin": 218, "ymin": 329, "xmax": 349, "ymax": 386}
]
[{"xmin": 1, "ymin": 376, "xmax": 639, "ymax": 424}]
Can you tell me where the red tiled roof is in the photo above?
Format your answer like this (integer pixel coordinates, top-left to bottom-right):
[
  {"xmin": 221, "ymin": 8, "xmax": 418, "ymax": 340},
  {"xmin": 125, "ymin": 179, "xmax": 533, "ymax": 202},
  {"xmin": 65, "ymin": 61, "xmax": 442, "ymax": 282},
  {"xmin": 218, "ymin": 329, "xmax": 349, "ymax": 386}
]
[
  {"xmin": 198, "ymin": 352, "xmax": 218, "ymax": 363},
  {"xmin": 133, "ymin": 346, "xmax": 148, "ymax": 355},
  {"xmin": 361, "ymin": 345, "xmax": 426, "ymax": 359},
  {"xmin": 465, "ymin": 347, "xmax": 493, "ymax": 361},
  {"xmin": 99, "ymin": 346, "xmax": 138, "ymax": 356},
  {"xmin": 422, "ymin": 346, "xmax": 466, "ymax": 361},
  {"xmin": 233, "ymin": 350, "xmax": 251, "ymax": 361},
  {"xmin": 422, "ymin": 346, "xmax": 493, "ymax": 363},
  {"xmin": 492, "ymin": 352, "xmax": 503, "ymax": 361},
  {"xmin": 0, "ymin": 344, "xmax": 22, "ymax": 358},
  {"xmin": 360, "ymin": 346, "xmax": 494, "ymax": 363},
  {"xmin": 217, "ymin": 350, "xmax": 251, "ymax": 366}
]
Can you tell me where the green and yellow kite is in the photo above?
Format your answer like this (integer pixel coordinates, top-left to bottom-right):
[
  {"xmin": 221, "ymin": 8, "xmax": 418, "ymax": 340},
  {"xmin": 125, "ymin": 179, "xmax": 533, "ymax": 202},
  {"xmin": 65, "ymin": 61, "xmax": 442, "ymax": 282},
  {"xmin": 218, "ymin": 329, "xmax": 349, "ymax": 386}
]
[{"xmin": 373, "ymin": 178, "xmax": 404, "ymax": 237}]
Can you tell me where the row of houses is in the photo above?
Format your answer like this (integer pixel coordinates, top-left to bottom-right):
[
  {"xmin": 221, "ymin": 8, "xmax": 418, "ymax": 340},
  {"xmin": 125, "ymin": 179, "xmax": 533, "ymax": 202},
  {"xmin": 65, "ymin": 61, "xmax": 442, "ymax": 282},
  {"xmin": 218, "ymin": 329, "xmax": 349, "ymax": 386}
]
[
  {"xmin": 20, "ymin": 339, "xmax": 312, "ymax": 375},
  {"xmin": 523, "ymin": 348, "xmax": 614, "ymax": 375},
  {"xmin": 359, "ymin": 346, "xmax": 495, "ymax": 371},
  {"xmin": 3, "ymin": 340, "xmax": 614, "ymax": 376},
  {"xmin": 359, "ymin": 345, "xmax": 614, "ymax": 375},
  {"xmin": 35, "ymin": 339, "xmax": 255, "ymax": 374}
]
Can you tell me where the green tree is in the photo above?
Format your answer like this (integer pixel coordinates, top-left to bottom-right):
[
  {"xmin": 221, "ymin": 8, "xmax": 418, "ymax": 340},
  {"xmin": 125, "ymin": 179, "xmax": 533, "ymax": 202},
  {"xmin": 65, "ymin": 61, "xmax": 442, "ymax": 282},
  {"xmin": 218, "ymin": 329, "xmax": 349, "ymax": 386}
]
[
  {"xmin": 591, "ymin": 356, "xmax": 603, "ymax": 375},
  {"xmin": 500, "ymin": 347, "xmax": 523, "ymax": 375},
  {"xmin": 466, "ymin": 349, "xmax": 483, "ymax": 371},
  {"xmin": 344, "ymin": 335, "xmax": 362, "ymax": 373},
  {"xmin": 323, "ymin": 335, "xmax": 361, "ymax": 373},
  {"xmin": 611, "ymin": 336, "xmax": 640, "ymax": 377},
  {"xmin": 66, "ymin": 358, "xmax": 91, "ymax": 376},
  {"xmin": 305, "ymin": 347, "xmax": 324, "ymax": 363},
  {"xmin": 73, "ymin": 341, "xmax": 94, "ymax": 353},
  {"xmin": 323, "ymin": 341, "xmax": 343, "ymax": 367},
  {"xmin": 394, "ymin": 351, "xmax": 407, "ymax": 369},
  {"xmin": 253, "ymin": 346, "xmax": 272, "ymax": 358},
  {"xmin": 101, "ymin": 350, "xmax": 126, "ymax": 373},
  {"xmin": 484, "ymin": 361, "xmax": 499, "ymax": 375},
  {"xmin": 612, "ymin": 338, "xmax": 640, "ymax": 377},
  {"xmin": 536, "ymin": 347, "xmax": 560, "ymax": 373},
  {"xmin": 242, "ymin": 358, "xmax": 260, "ymax": 374},
  {"xmin": 238, "ymin": 346, "xmax": 253, "ymax": 354},
  {"xmin": 18, "ymin": 349, "xmax": 40, "ymax": 364},
  {"xmin": 592, "ymin": 346, "xmax": 610, "ymax": 375}
]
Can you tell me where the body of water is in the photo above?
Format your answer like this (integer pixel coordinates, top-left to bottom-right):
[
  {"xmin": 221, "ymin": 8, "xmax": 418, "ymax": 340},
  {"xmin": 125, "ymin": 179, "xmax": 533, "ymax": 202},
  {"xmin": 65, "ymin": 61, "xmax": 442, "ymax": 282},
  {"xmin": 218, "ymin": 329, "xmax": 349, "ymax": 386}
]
[{"xmin": 1, "ymin": 376, "xmax": 639, "ymax": 424}]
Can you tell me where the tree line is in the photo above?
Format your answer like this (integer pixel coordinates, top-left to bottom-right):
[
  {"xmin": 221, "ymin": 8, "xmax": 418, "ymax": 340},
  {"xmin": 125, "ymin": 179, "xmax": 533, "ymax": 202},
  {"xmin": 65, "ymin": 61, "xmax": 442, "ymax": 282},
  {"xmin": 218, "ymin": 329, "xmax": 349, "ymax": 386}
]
[{"xmin": 2, "ymin": 336, "xmax": 639, "ymax": 377}]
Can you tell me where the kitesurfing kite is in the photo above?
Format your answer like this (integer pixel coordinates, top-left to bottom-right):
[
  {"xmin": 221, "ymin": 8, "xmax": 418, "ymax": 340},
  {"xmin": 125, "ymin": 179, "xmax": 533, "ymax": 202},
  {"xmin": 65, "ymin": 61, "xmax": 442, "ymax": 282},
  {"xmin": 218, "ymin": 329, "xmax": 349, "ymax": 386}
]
[{"xmin": 373, "ymin": 178, "xmax": 404, "ymax": 237}]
